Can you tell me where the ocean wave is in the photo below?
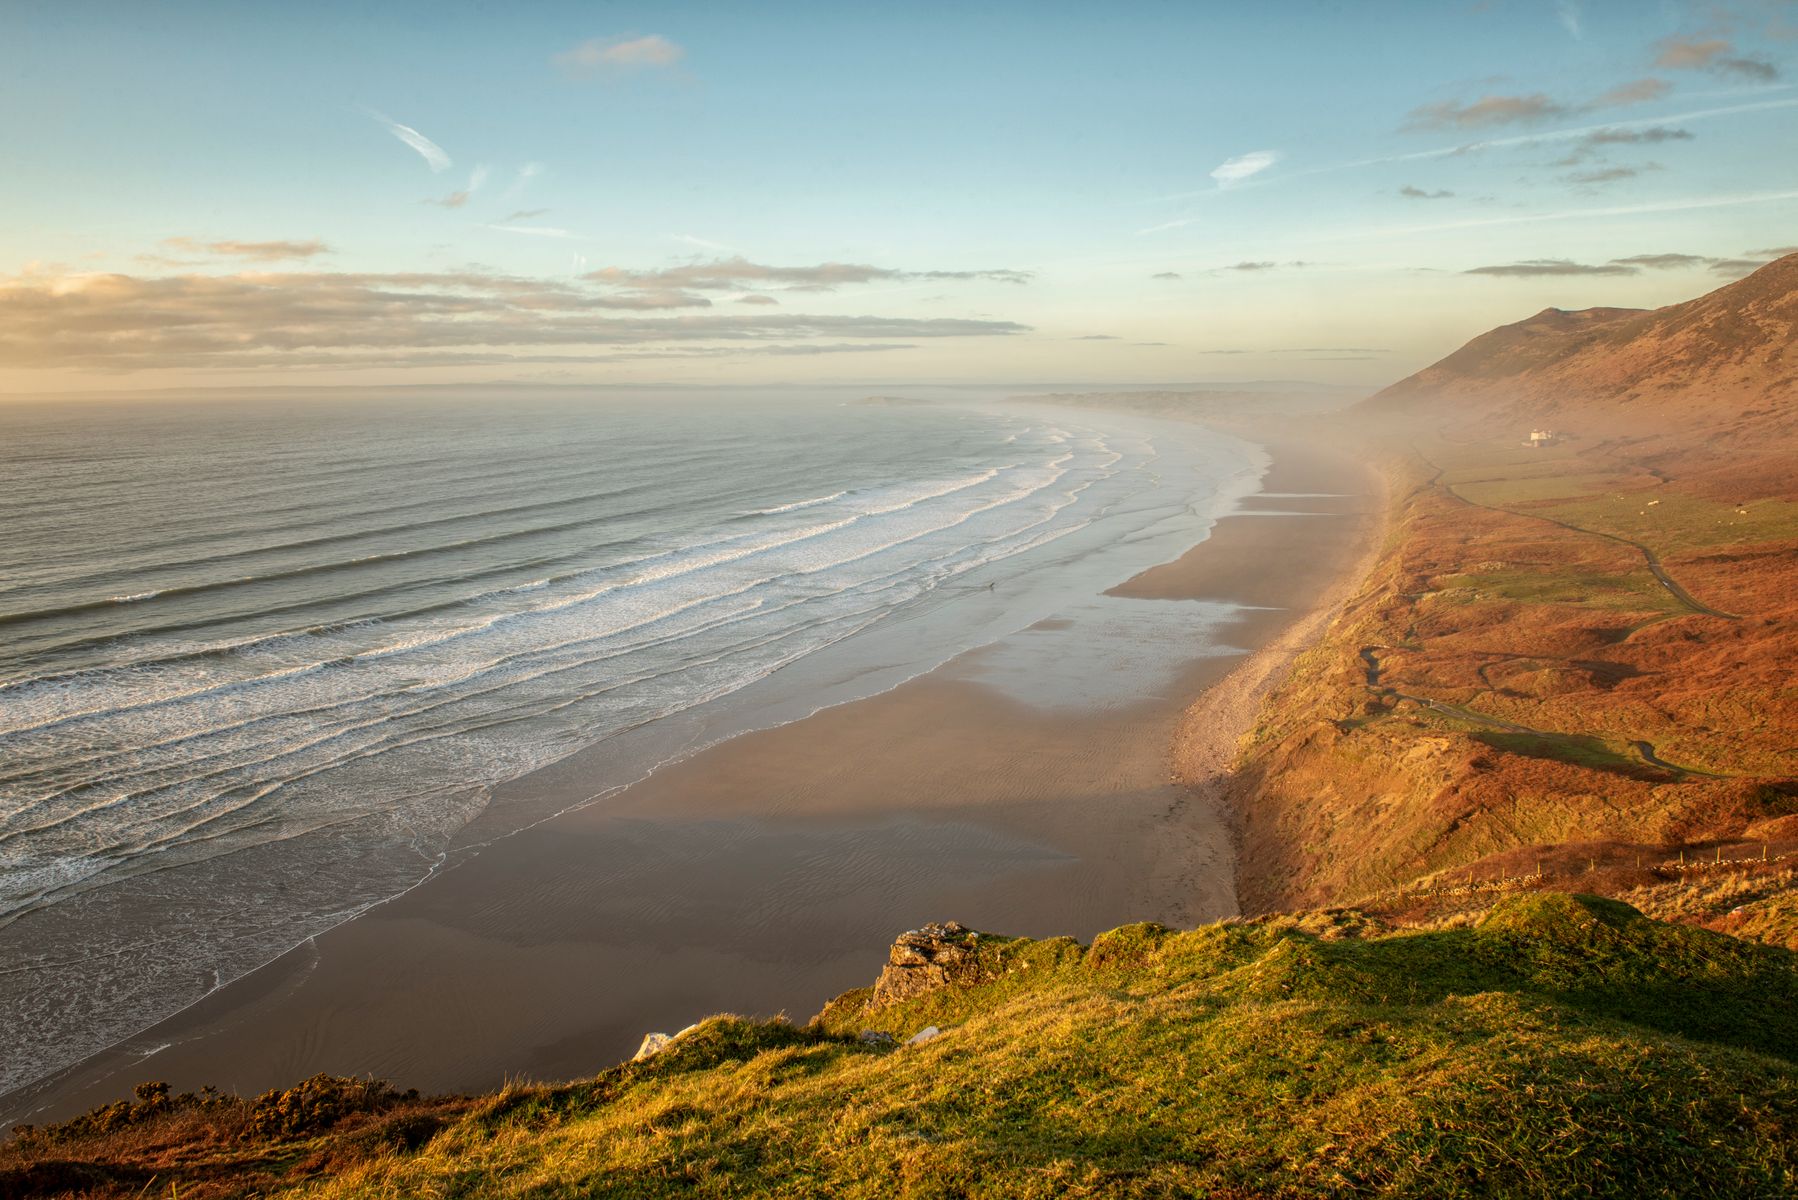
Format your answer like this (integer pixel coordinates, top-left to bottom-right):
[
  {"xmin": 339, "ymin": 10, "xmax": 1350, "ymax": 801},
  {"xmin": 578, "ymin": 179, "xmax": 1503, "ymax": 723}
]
[
  {"xmin": 0, "ymin": 400, "xmax": 1270, "ymax": 1103},
  {"xmin": 740, "ymin": 490, "xmax": 848, "ymax": 516}
]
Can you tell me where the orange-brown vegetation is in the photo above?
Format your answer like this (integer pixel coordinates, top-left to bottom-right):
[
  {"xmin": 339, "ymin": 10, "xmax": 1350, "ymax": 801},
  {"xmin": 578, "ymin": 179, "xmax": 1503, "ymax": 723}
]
[
  {"xmin": 1225, "ymin": 255, "xmax": 1798, "ymax": 927},
  {"xmin": 0, "ymin": 1076, "xmax": 469, "ymax": 1199},
  {"xmin": 1367, "ymin": 252, "xmax": 1798, "ymax": 451}
]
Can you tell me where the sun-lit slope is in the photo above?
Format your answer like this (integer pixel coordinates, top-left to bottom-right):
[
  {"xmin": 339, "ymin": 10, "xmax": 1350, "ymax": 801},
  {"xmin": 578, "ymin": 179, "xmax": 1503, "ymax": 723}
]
[
  {"xmin": 1225, "ymin": 255, "xmax": 1798, "ymax": 919},
  {"xmin": 1222, "ymin": 439, "xmax": 1798, "ymax": 914},
  {"xmin": 1366, "ymin": 253, "xmax": 1798, "ymax": 456},
  {"xmin": 5, "ymin": 896, "xmax": 1797, "ymax": 1199}
]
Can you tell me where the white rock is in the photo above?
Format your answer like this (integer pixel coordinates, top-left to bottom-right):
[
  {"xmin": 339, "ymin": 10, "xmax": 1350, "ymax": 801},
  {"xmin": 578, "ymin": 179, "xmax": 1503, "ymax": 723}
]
[
  {"xmin": 904, "ymin": 1025, "xmax": 943, "ymax": 1047},
  {"xmin": 633, "ymin": 1022, "xmax": 706, "ymax": 1061}
]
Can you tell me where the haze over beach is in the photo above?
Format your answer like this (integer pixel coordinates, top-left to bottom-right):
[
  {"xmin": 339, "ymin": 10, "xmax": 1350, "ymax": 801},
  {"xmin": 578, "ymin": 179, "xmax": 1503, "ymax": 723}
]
[{"xmin": 4, "ymin": 4, "xmax": 1798, "ymax": 1197}]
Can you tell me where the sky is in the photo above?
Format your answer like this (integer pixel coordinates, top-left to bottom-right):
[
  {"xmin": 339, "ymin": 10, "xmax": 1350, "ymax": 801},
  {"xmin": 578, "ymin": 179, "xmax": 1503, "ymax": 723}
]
[{"xmin": 2, "ymin": 0, "xmax": 1796, "ymax": 397}]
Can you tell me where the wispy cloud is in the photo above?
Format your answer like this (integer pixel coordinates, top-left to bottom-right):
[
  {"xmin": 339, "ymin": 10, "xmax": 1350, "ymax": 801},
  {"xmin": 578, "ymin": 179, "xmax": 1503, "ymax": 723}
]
[
  {"xmin": 1209, "ymin": 150, "xmax": 1281, "ymax": 188},
  {"xmin": 1150, "ymin": 271, "xmax": 1182, "ymax": 279},
  {"xmin": 1405, "ymin": 93, "xmax": 1569, "ymax": 131},
  {"xmin": 428, "ymin": 165, "xmax": 490, "ymax": 209},
  {"xmin": 504, "ymin": 208, "xmax": 551, "ymax": 222},
  {"xmin": 484, "ymin": 224, "xmax": 584, "ymax": 240},
  {"xmin": 1553, "ymin": 124, "xmax": 1692, "ymax": 167},
  {"xmin": 1465, "ymin": 259, "xmax": 1636, "ymax": 277},
  {"xmin": 1566, "ymin": 163, "xmax": 1658, "ymax": 185},
  {"xmin": 670, "ymin": 233, "xmax": 739, "ymax": 253},
  {"xmin": 1557, "ymin": 1, "xmax": 1583, "ymax": 40},
  {"xmin": 365, "ymin": 109, "xmax": 452, "ymax": 172},
  {"xmin": 1656, "ymin": 35, "xmax": 1779, "ymax": 81},
  {"xmin": 554, "ymin": 34, "xmax": 685, "ymax": 75},
  {"xmin": 1405, "ymin": 73, "xmax": 1685, "ymax": 134},
  {"xmin": 1137, "ymin": 216, "xmax": 1199, "ymax": 235},
  {"xmin": 158, "ymin": 237, "xmax": 330, "ymax": 262},
  {"xmin": 1475, "ymin": 247, "xmax": 1798, "ymax": 279},
  {"xmin": 1593, "ymin": 78, "xmax": 1671, "ymax": 107},
  {"xmin": 1398, "ymin": 185, "xmax": 1455, "ymax": 199},
  {"xmin": 1147, "ymin": 96, "xmax": 1798, "ymax": 208},
  {"xmin": 1609, "ymin": 253, "xmax": 1713, "ymax": 268},
  {"xmin": 1586, "ymin": 125, "xmax": 1694, "ymax": 145},
  {"xmin": 500, "ymin": 163, "xmax": 542, "ymax": 202},
  {"xmin": 1326, "ymin": 188, "xmax": 1798, "ymax": 241},
  {"xmin": 586, "ymin": 257, "xmax": 1032, "ymax": 291},
  {"xmin": 1709, "ymin": 246, "xmax": 1798, "ymax": 276}
]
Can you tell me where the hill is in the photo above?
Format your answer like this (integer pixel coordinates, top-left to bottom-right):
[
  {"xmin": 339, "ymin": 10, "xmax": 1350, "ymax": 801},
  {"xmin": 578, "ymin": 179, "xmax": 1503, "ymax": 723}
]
[
  {"xmin": 1221, "ymin": 254, "xmax": 1798, "ymax": 921},
  {"xmin": 1365, "ymin": 253, "xmax": 1798, "ymax": 457},
  {"xmin": 5, "ymin": 895, "xmax": 1797, "ymax": 1198}
]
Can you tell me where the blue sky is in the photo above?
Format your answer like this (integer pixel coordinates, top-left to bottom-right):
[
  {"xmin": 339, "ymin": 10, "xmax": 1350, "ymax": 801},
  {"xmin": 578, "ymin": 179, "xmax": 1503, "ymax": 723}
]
[{"xmin": 2, "ymin": 0, "xmax": 1796, "ymax": 394}]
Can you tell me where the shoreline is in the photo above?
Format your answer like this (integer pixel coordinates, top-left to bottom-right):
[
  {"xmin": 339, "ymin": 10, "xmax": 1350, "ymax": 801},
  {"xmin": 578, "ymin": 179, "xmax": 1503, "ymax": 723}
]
[{"xmin": 4, "ymin": 429, "xmax": 1380, "ymax": 1126}]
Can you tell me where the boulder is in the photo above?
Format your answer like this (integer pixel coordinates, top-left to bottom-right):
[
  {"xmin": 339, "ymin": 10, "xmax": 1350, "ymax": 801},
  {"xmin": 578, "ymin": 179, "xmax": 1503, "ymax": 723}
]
[
  {"xmin": 857, "ymin": 1030, "xmax": 895, "ymax": 1046},
  {"xmin": 868, "ymin": 921, "xmax": 985, "ymax": 1009},
  {"xmin": 904, "ymin": 1025, "xmax": 943, "ymax": 1048},
  {"xmin": 632, "ymin": 1022, "xmax": 702, "ymax": 1061}
]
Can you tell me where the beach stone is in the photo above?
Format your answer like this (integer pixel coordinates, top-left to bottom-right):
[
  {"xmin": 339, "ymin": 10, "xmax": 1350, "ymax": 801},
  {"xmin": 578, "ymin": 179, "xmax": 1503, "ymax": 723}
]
[
  {"xmin": 904, "ymin": 1025, "xmax": 944, "ymax": 1048},
  {"xmin": 858, "ymin": 1030, "xmax": 895, "ymax": 1046},
  {"xmin": 868, "ymin": 921, "xmax": 985, "ymax": 1009}
]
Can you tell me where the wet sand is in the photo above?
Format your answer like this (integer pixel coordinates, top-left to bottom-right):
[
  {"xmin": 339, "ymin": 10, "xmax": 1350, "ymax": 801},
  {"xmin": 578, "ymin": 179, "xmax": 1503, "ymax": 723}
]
[{"xmin": 8, "ymin": 436, "xmax": 1379, "ymax": 1124}]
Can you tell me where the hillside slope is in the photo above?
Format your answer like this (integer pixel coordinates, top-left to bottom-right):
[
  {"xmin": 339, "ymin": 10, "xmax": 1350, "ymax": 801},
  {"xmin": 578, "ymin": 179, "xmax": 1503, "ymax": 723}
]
[
  {"xmin": 1366, "ymin": 253, "xmax": 1798, "ymax": 455},
  {"xmin": 5, "ymin": 895, "xmax": 1797, "ymax": 1199},
  {"xmin": 1218, "ymin": 255, "xmax": 1798, "ymax": 918}
]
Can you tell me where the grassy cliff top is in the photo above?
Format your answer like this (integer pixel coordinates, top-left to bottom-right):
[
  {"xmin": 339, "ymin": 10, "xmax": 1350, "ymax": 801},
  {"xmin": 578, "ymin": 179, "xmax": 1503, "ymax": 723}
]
[{"xmin": 6, "ymin": 893, "xmax": 1796, "ymax": 1198}]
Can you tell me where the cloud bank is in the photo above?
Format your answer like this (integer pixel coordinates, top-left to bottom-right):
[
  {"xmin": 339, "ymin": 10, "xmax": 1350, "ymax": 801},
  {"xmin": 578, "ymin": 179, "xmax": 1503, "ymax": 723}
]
[
  {"xmin": 1467, "ymin": 246, "xmax": 1797, "ymax": 278},
  {"xmin": 0, "ymin": 269, "xmax": 1028, "ymax": 371},
  {"xmin": 586, "ymin": 257, "xmax": 1032, "ymax": 293}
]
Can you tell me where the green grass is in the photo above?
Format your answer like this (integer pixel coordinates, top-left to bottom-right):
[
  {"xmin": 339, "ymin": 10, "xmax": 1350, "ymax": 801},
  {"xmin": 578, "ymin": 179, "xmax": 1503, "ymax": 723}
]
[
  {"xmin": 1471, "ymin": 730, "xmax": 1659, "ymax": 776},
  {"xmin": 330, "ymin": 896, "xmax": 1798, "ymax": 1198},
  {"xmin": 1449, "ymin": 471, "xmax": 1626, "ymax": 508},
  {"xmin": 17, "ymin": 895, "xmax": 1791, "ymax": 1198},
  {"xmin": 1537, "ymin": 491, "xmax": 1798, "ymax": 556},
  {"xmin": 1436, "ymin": 567, "xmax": 1682, "ymax": 613}
]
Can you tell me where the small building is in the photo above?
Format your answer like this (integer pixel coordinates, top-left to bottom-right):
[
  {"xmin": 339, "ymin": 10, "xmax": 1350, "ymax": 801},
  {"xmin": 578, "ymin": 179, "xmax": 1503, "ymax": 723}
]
[{"xmin": 1527, "ymin": 428, "xmax": 1559, "ymax": 447}]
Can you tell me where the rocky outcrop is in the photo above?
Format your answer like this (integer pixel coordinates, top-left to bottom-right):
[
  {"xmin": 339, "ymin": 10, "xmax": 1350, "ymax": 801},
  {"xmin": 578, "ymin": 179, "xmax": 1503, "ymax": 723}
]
[
  {"xmin": 632, "ymin": 1023, "xmax": 702, "ymax": 1061},
  {"xmin": 867, "ymin": 922, "xmax": 987, "ymax": 1010}
]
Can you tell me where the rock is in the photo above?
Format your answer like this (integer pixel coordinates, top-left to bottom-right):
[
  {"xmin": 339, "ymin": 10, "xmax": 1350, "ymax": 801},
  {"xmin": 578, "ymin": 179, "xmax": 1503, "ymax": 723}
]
[
  {"xmin": 632, "ymin": 1023, "xmax": 702, "ymax": 1062},
  {"xmin": 858, "ymin": 1030, "xmax": 895, "ymax": 1046},
  {"xmin": 904, "ymin": 1025, "xmax": 943, "ymax": 1048},
  {"xmin": 868, "ymin": 921, "xmax": 985, "ymax": 1010}
]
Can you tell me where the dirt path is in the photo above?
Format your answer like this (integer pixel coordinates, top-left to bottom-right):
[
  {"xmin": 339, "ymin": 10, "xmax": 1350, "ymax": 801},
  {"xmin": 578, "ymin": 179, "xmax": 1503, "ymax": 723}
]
[
  {"xmin": 1413, "ymin": 442, "xmax": 1739, "ymax": 620},
  {"xmin": 1358, "ymin": 644, "xmax": 1723, "ymax": 779}
]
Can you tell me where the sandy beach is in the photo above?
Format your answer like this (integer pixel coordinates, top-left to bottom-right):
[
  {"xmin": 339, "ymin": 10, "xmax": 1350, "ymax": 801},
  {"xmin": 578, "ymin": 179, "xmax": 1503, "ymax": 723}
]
[{"xmin": 8, "ymin": 431, "xmax": 1379, "ymax": 1124}]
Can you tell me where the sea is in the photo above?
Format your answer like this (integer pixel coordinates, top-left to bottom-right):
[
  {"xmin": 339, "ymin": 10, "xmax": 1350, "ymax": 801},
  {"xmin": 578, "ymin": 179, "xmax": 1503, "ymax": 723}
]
[{"xmin": 0, "ymin": 391, "xmax": 1265, "ymax": 1105}]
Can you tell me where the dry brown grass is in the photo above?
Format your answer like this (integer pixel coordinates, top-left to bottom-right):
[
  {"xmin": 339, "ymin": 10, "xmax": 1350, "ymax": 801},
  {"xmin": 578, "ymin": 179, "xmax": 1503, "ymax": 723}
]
[{"xmin": 1221, "ymin": 434, "xmax": 1798, "ymax": 916}]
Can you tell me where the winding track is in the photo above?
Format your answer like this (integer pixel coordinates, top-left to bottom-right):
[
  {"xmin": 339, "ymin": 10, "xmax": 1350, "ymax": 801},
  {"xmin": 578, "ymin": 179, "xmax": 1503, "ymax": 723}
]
[
  {"xmin": 1358, "ymin": 645, "xmax": 1722, "ymax": 779},
  {"xmin": 1345, "ymin": 441, "xmax": 1743, "ymax": 780}
]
